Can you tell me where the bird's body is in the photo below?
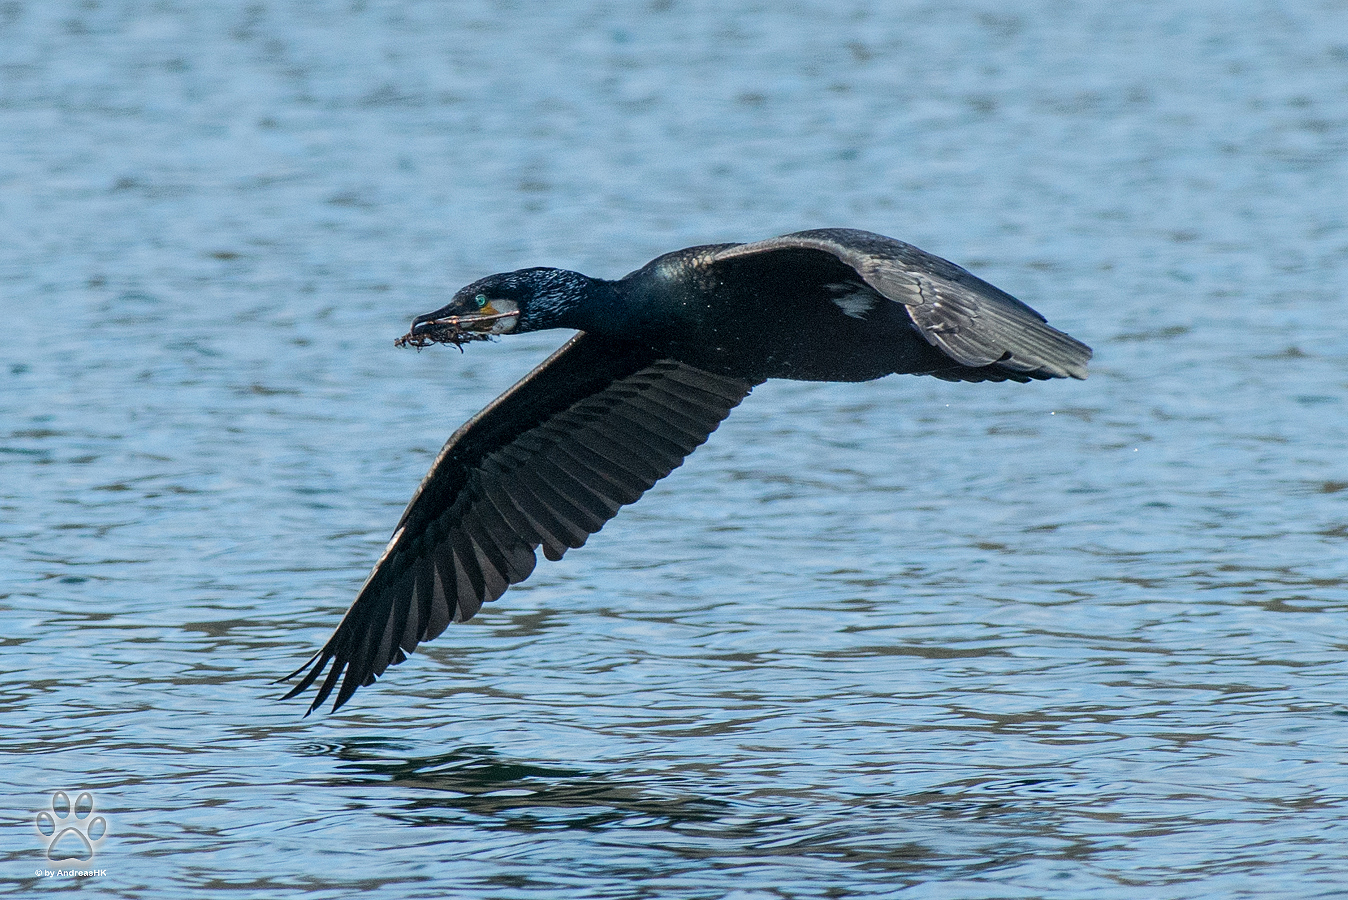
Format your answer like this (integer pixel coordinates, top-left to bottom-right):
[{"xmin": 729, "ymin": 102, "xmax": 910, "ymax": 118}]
[
  {"xmin": 283, "ymin": 229, "xmax": 1091, "ymax": 712},
  {"xmin": 607, "ymin": 242, "xmax": 939, "ymax": 382}
]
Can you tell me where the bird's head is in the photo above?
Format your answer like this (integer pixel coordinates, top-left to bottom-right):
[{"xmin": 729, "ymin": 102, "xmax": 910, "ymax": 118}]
[{"xmin": 405, "ymin": 267, "xmax": 598, "ymax": 346}]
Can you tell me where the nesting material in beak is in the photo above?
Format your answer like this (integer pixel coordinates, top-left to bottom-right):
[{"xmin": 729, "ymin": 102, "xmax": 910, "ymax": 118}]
[{"xmin": 395, "ymin": 311, "xmax": 520, "ymax": 350}]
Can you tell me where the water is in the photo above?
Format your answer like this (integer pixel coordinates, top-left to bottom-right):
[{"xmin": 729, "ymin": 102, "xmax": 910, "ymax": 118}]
[{"xmin": 3, "ymin": 1, "xmax": 1348, "ymax": 896}]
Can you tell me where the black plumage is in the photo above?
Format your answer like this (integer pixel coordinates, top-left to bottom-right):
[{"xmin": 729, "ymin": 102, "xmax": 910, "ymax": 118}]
[{"xmin": 282, "ymin": 229, "xmax": 1091, "ymax": 712}]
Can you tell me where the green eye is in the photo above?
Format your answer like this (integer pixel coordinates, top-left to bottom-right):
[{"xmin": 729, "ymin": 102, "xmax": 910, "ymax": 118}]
[{"xmin": 474, "ymin": 294, "xmax": 488, "ymax": 308}]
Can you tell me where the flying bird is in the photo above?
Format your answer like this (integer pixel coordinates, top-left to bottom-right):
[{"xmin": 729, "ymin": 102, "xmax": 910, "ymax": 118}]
[{"xmin": 282, "ymin": 228, "xmax": 1091, "ymax": 712}]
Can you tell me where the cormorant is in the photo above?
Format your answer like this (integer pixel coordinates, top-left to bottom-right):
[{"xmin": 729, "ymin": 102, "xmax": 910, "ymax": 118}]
[{"xmin": 282, "ymin": 228, "xmax": 1091, "ymax": 712}]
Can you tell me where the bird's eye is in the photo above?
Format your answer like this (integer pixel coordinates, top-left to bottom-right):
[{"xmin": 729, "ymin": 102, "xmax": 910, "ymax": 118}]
[{"xmin": 474, "ymin": 294, "xmax": 488, "ymax": 308}]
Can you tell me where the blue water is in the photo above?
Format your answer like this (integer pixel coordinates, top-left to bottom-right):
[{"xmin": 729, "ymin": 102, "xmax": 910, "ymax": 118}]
[{"xmin": 4, "ymin": 1, "xmax": 1348, "ymax": 897}]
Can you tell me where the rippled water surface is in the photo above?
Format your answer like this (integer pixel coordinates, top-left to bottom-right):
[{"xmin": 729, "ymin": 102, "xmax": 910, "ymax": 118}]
[{"xmin": 4, "ymin": 2, "xmax": 1348, "ymax": 897}]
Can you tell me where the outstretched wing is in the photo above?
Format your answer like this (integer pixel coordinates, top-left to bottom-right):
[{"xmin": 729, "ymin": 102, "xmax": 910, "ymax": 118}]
[
  {"xmin": 283, "ymin": 332, "xmax": 759, "ymax": 713},
  {"xmin": 711, "ymin": 228, "xmax": 1091, "ymax": 380}
]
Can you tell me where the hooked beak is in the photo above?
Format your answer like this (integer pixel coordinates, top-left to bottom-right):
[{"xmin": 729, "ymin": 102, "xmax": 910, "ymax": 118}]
[
  {"xmin": 409, "ymin": 308, "xmax": 518, "ymax": 337},
  {"xmin": 396, "ymin": 304, "xmax": 521, "ymax": 349}
]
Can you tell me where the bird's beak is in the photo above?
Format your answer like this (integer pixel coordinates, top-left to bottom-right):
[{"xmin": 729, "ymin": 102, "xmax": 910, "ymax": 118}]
[
  {"xmin": 397, "ymin": 304, "xmax": 521, "ymax": 349},
  {"xmin": 410, "ymin": 307, "xmax": 517, "ymax": 337}
]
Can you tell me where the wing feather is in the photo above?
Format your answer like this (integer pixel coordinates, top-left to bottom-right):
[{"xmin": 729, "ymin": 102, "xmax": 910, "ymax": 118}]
[
  {"xmin": 282, "ymin": 332, "xmax": 757, "ymax": 712},
  {"xmin": 711, "ymin": 228, "xmax": 1091, "ymax": 380}
]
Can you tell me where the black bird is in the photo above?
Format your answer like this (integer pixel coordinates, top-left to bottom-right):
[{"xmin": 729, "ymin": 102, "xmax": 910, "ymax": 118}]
[{"xmin": 282, "ymin": 228, "xmax": 1091, "ymax": 712}]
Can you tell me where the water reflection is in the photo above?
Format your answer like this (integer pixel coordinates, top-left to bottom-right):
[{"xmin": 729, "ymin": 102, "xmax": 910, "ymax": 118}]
[
  {"xmin": 314, "ymin": 740, "xmax": 965, "ymax": 879},
  {"xmin": 321, "ymin": 741, "xmax": 734, "ymax": 833}
]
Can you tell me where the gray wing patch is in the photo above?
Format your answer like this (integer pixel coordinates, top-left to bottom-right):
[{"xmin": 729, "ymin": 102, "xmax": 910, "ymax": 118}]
[{"xmin": 712, "ymin": 228, "xmax": 1091, "ymax": 380}]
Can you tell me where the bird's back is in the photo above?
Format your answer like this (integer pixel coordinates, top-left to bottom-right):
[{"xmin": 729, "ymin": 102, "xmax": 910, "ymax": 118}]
[{"xmin": 611, "ymin": 241, "xmax": 982, "ymax": 382}]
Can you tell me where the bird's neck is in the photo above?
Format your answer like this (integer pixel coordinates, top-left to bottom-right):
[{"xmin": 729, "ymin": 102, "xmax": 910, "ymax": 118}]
[{"xmin": 526, "ymin": 269, "xmax": 624, "ymax": 334}]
